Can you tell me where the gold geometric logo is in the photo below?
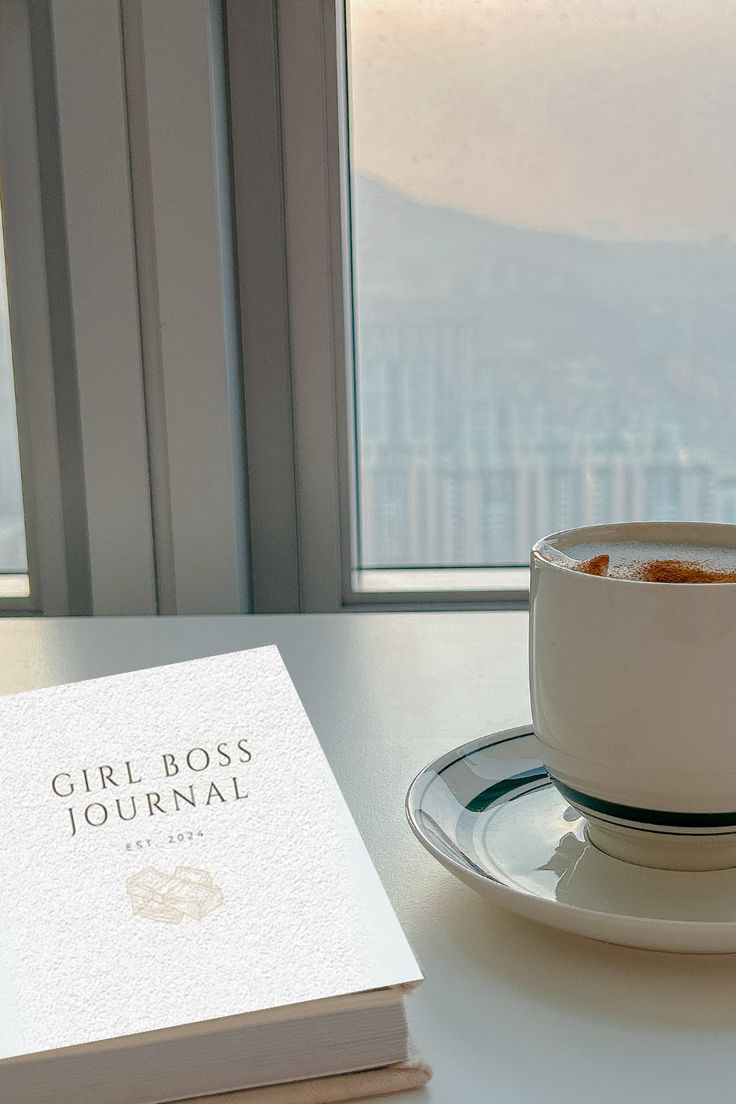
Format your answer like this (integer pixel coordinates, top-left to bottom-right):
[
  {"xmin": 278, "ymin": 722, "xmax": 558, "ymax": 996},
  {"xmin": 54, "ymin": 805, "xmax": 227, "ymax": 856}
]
[{"xmin": 127, "ymin": 866, "xmax": 224, "ymax": 924}]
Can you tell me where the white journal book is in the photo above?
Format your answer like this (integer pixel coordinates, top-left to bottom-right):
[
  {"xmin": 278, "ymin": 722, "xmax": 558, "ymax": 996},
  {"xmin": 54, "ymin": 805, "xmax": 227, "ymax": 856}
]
[{"xmin": 0, "ymin": 647, "xmax": 422, "ymax": 1104}]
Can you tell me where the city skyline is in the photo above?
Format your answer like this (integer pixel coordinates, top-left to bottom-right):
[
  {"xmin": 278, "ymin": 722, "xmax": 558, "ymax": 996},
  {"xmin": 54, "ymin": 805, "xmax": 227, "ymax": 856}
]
[{"xmin": 352, "ymin": 175, "xmax": 736, "ymax": 566}]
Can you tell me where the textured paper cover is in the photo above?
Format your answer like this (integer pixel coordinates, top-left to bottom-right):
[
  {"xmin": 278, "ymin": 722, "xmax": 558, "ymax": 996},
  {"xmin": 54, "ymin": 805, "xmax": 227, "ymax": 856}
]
[{"xmin": 0, "ymin": 648, "xmax": 421, "ymax": 1060}]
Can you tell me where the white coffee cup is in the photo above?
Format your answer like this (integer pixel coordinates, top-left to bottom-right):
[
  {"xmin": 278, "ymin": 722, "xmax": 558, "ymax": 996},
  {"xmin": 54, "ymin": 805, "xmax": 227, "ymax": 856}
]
[{"xmin": 530, "ymin": 521, "xmax": 736, "ymax": 870}]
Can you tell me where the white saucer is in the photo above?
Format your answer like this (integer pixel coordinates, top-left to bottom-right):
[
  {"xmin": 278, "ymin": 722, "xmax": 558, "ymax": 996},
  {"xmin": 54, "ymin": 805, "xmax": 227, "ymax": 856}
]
[{"xmin": 406, "ymin": 726, "xmax": 736, "ymax": 953}]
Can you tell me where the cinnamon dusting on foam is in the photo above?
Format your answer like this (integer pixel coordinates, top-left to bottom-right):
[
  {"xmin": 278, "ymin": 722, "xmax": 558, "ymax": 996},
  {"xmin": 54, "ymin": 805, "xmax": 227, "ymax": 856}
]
[
  {"xmin": 574, "ymin": 554, "xmax": 610, "ymax": 577},
  {"xmin": 573, "ymin": 553, "xmax": 736, "ymax": 582},
  {"xmin": 619, "ymin": 559, "xmax": 736, "ymax": 583}
]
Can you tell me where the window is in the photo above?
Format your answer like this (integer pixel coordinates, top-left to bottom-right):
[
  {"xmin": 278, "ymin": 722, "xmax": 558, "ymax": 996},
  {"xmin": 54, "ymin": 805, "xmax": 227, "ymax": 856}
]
[
  {"xmin": 0, "ymin": 0, "xmax": 248, "ymax": 617},
  {"xmin": 0, "ymin": 187, "xmax": 29, "ymax": 598},
  {"xmin": 2, "ymin": 1, "xmax": 734, "ymax": 615},
  {"xmin": 345, "ymin": 0, "xmax": 736, "ymax": 589}
]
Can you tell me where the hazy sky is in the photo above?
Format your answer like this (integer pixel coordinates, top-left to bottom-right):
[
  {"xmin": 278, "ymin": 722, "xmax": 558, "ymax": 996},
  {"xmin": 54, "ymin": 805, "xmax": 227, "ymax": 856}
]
[{"xmin": 348, "ymin": 1, "xmax": 736, "ymax": 240}]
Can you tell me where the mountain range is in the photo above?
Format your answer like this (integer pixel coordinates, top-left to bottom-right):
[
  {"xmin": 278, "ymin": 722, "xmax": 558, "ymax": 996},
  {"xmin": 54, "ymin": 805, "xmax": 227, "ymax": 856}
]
[{"xmin": 353, "ymin": 175, "xmax": 736, "ymax": 362}]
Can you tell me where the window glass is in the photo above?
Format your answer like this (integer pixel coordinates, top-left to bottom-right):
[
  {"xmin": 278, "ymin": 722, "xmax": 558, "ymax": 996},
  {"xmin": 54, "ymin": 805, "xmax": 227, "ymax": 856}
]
[
  {"xmin": 347, "ymin": 1, "xmax": 736, "ymax": 568},
  {"xmin": 0, "ymin": 200, "xmax": 29, "ymax": 578}
]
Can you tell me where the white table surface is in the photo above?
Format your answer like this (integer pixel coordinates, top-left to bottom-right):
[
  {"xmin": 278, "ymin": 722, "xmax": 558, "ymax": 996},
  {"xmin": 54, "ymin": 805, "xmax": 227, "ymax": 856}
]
[{"xmin": 2, "ymin": 612, "xmax": 735, "ymax": 1104}]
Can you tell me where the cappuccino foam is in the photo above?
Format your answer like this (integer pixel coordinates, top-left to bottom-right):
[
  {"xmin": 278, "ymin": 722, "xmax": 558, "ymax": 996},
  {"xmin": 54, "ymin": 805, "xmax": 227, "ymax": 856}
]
[{"xmin": 562, "ymin": 540, "xmax": 736, "ymax": 580}]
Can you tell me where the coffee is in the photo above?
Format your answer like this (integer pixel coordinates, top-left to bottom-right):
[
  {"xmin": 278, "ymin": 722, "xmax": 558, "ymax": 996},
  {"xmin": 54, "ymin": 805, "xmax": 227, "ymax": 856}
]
[
  {"xmin": 542, "ymin": 539, "xmax": 736, "ymax": 582},
  {"xmin": 531, "ymin": 521, "xmax": 736, "ymax": 869}
]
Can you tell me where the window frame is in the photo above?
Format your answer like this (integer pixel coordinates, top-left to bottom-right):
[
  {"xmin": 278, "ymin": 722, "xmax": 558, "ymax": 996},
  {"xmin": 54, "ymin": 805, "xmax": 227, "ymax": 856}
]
[
  {"xmin": 4, "ymin": 0, "xmax": 531, "ymax": 617},
  {"xmin": 227, "ymin": 0, "xmax": 529, "ymax": 611},
  {"xmin": 0, "ymin": 0, "xmax": 70, "ymax": 614},
  {"xmin": 0, "ymin": 0, "xmax": 251, "ymax": 616}
]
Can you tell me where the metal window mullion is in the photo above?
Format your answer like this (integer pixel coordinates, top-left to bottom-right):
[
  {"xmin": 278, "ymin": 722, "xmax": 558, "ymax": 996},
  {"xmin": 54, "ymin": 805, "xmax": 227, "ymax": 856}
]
[
  {"xmin": 122, "ymin": 0, "xmax": 250, "ymax": 615},
  {"xmin": 277, "ymin": 0, "xmax": 347, "ymax": 613},
  {"xmin": 225, "ymin": 0, "xmax": 300, "ymax": 615},
  {"xmin": 227, "ymin": 0, "xmax": 355, "ymax": 614},
  {"xmin": 51, "ymin": 0, "xmax": 157, "ymax": 615}
]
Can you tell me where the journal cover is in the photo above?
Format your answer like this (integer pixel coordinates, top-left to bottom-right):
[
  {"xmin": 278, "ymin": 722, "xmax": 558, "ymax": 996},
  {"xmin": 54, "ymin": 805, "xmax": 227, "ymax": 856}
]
[{"xmin": 0, "ymin": 647, "xmax": 421, "ymax": 1061}]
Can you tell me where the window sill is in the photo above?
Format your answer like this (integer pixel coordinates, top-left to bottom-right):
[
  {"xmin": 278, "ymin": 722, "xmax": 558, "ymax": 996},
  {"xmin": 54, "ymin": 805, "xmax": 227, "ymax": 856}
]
[
  {"xmin": 349, "ymin": 567, "xmax": 529, "ymax": 606},
  {"xmin": 0, "ymin": 573, "xmax": 30, "ymax": 599}
]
